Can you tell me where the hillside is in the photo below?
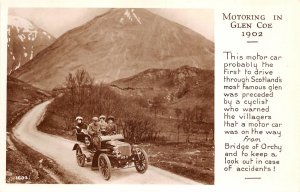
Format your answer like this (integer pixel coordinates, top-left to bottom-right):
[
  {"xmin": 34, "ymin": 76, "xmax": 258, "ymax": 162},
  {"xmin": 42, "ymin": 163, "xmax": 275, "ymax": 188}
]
[
  {"xmin": 7, "ymin": 15, "xmax": 56, "ymax": 75},
  {"xmin": 111, "ymin": 65, "xmax": 214, "ymax": 122},
  {"xmin": 7, "ymin": 76, "xmax": 51, "ymax": 131},
  {"xmin": 12, "ymin": 8, "xmax": 214, "ymax": 90},
  {"xmin": 112, "ymin": 65, "xmax": 213, "ymax": 98}
]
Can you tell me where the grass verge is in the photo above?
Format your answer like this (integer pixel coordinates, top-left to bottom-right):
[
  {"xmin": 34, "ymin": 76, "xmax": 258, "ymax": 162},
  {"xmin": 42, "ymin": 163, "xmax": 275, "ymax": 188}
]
[
  {"xmin": 7, "ymin": 133, "xmax": 86, "ymax": 184},
  {"xmin": 141, "ymin": 142, "xmax": 214, "ymax": 184}
]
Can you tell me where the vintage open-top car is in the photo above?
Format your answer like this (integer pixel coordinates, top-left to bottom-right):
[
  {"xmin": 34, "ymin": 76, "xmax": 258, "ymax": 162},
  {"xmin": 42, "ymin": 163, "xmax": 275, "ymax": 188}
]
[{"xmin": 72, "ymin": 129, "xmax": 148, "ymax": 180}]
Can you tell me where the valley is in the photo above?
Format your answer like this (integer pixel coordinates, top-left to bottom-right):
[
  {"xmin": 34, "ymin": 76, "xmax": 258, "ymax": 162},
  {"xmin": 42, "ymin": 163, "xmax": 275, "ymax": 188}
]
[{"xmin": 6, "ymin": 8, "xmax": 214, "ymax": 184}]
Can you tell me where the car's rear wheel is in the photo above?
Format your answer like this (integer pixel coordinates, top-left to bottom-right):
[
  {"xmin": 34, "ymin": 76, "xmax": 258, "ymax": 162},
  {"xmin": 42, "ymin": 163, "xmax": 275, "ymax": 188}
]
[
  {"xmin": 76, "ymin": 147, "xmax": 85, "ymax": 167},
  {"xmin": 98, "ymin": 154, "xmax": 111, "ymax": 180},
  {"xmin": 134, "ymin": 148, "xmax": 148, "ymax": 173}
]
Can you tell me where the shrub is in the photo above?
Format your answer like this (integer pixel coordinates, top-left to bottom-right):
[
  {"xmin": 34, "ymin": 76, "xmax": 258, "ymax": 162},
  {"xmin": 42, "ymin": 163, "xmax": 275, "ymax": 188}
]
[{"xmin": 47, "ymin": 69, "xmax": 159, "ymax": 143}]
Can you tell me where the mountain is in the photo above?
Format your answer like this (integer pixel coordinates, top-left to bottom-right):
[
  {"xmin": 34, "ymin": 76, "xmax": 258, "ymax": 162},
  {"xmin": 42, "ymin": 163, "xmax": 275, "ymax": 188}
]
[
  {"xmin": 111, "ymin": 65, "xmax": 214, "ymax": 122},
  {"xmin": 11, "ymin": 8, "xmax": 214, "ymax": 90},
  {"xmin": 7, "ymin": 15, "xmax": 56, "ymax": 75}
]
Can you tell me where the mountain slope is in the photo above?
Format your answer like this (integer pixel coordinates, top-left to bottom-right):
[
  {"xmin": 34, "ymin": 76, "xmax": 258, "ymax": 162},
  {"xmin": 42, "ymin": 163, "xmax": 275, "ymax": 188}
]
[
  {"xmin": 12, "ymin": 8, "xmax": 214, "ymax": 90},
  {"xmin": 111, "ymin": 65, "xmax": 214, "ymax": 122},
  {"xmin": 7, "ymin": 15, "xmax": 56, "ymax": 75},
  {"xmin": 111, "ymin": 65, "xmax": 213, "ymax": 99},
  {"xmin": 7, "ymin": 76, "xmax": 51, "ymax": 131}
]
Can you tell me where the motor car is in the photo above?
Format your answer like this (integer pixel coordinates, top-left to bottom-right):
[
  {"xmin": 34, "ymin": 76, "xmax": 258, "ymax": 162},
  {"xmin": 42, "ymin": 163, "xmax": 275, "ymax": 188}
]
[{"xmin": 72, "ymin": 129, "xmax": 148, "ymax": 180}]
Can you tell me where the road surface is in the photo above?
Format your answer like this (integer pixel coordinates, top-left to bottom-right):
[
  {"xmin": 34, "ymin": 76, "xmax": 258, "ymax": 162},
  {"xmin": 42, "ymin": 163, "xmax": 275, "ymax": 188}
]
[{"xmin": 13, "ymin": 101, "xmax": 200, "ymax": 184}]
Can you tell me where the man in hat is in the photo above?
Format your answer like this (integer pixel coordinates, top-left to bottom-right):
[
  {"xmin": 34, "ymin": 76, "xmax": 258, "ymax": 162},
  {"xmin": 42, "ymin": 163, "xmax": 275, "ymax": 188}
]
[
  {"xmin": 74, "ymin": 116, "xmax": 87, "ymax": 142},
  {"xmin": 87, "ymin": 117, "xmax": 102, "ymax": 150},
  {"xmin": 106, "ymin": 116, "xmax": 117, "ymax": 135},
  {"xmin": 99, "ymin": 115, "xmax": 108, "ymax": 134}
]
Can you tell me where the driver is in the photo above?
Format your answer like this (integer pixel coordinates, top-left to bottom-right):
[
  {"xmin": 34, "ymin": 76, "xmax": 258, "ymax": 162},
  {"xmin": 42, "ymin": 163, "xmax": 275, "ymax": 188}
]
[
  {"xmin": 99, "ymin": 115, "xmax": 108, "ymax": 134},
  {"xmin": 106, "ymin": 116, "xmax": 117, "ymax": 135},
  {"xmin": 87, "ymin": 117, "xmax": 102, "ymax": 151}
]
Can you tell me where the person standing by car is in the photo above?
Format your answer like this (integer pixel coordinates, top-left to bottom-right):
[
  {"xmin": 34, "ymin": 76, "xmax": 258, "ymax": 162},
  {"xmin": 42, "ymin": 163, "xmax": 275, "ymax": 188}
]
[
  {"xmin": 87, "ymin": 117, "xmax": 102, "ymax": 150},
  {"xmin": 106, "ymin": 116, "xmax": 117, "ymax": 135},
  {"xmin": 74, "ymin": 116, "xmax": 87, "ymax": 142},
  {"xmin": 99, "ymin": 115, "xmax": 108, "ymax": 134}
]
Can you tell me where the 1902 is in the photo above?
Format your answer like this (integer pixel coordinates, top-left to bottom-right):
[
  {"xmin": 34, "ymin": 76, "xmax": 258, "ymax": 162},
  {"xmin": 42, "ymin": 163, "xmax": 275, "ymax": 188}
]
[
  {"xmin": 15, "ymin": 175, "xmax": 30, "ymax": 181},
  {"xmin": 242, "ymin": 31, "xmax": 263, "ymax": 38}
]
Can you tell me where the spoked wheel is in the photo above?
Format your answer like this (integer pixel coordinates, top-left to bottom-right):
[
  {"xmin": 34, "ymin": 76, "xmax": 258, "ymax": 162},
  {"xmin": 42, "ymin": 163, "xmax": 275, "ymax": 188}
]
[
  {"xmin": 76, "ymin": 147, "xmax": 85, "ymax": 167},
  {"xmin": 134, "ymin": 148, "xmax": 148, "ymax": 173},
  {"xmin": 98, "ymin": 154, "xmax": 111, "ymax": 180}
]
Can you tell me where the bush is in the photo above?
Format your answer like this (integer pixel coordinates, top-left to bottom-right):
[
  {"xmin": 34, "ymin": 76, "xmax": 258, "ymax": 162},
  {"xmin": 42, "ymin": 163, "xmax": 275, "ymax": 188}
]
[
  {"xmin": 176, "ymin": 83, "xmax": 190, "ymax": 98},
  {"xmin": 119, "ymin": 108, "xmax": 159, "ymax": 143},
  {"xmin": 47, "ymin": 69, "xmax": 159, "ymax": 143}
]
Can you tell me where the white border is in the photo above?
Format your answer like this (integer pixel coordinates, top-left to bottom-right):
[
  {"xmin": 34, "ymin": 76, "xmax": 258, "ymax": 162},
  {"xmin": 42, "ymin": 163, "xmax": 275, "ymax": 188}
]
[{"xmin": 1, "ymin": 0, "xmax": 300, "ymax": 192}]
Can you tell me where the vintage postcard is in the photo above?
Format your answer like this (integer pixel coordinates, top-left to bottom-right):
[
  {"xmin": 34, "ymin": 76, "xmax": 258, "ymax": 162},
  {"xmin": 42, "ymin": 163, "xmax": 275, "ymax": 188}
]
[
  {"xmin": 0, "ymin": 0, "xmax": 299, "ymax": 192},
  {"xmin": 4, "ymin": 6, "xmax": 214, "ymax": 185}
]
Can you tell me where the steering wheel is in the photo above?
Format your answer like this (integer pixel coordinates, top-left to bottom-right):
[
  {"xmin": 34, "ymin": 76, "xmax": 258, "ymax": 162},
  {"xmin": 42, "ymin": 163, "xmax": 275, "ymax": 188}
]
[{"xmin": 101, "ymin": 130, "xmax": 109, "ymax": 136}]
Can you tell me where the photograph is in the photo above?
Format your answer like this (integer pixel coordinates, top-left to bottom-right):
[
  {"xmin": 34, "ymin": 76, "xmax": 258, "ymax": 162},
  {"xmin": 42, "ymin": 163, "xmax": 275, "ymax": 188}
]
[{"xmin": 6, "ymin": 8, "xmax": 214, "ymax": 184}]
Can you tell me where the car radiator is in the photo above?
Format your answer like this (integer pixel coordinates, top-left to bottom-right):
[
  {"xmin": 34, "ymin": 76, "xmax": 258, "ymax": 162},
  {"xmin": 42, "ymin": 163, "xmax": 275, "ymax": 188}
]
[
  {"xmin": 118, "ymin": 144, "xmax": 131, "ymax": 156},
  {"xmin": 108, "ymin": 140, "xmax": 132, "ymax": 156}
]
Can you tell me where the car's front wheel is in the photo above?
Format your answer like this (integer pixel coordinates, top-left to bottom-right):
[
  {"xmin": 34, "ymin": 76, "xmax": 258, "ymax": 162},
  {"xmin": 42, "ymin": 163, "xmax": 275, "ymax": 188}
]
[
  {"xmin": 134, "ymin": 148, "xmax": 148, "ymax": 174},
  {"xmin": 76, "ymin": 147, "xmax": 85, "ymax": 167},
  {"xmin": 98, "ymin": 154, "xmax": 111, "ymax": 180}
]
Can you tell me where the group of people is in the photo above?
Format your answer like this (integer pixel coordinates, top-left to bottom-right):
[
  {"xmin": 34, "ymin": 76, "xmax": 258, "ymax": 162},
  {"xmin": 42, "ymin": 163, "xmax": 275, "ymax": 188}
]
[{"xmin": 74, "ymin": 115, "xmax": 117, "ymax": 151}]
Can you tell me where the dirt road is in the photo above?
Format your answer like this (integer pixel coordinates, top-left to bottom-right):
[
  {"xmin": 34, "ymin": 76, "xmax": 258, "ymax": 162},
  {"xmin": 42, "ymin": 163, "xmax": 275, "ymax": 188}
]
[{"xmin": 13, "ymin": 101, "xmax": 200, "ymax": 184}]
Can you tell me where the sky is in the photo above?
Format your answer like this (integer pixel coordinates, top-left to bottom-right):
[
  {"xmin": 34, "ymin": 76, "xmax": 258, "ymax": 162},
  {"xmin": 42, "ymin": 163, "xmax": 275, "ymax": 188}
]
[{"xmin": 8, "ymin": 8, "xmax": 214, "ymax": 41}]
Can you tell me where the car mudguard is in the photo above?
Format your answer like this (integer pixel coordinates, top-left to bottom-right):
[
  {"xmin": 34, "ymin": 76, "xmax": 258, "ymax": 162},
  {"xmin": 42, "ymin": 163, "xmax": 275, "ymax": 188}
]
[{"xmin": 73, "ymin": 143, "xmax": 90, "ymax": 154}]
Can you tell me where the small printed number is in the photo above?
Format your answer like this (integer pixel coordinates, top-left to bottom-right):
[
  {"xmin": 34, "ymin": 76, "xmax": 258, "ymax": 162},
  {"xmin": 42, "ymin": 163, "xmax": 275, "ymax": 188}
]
[{"xmin": 15, "ymin": 175, "xmax": 30, "ymax": 180}]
